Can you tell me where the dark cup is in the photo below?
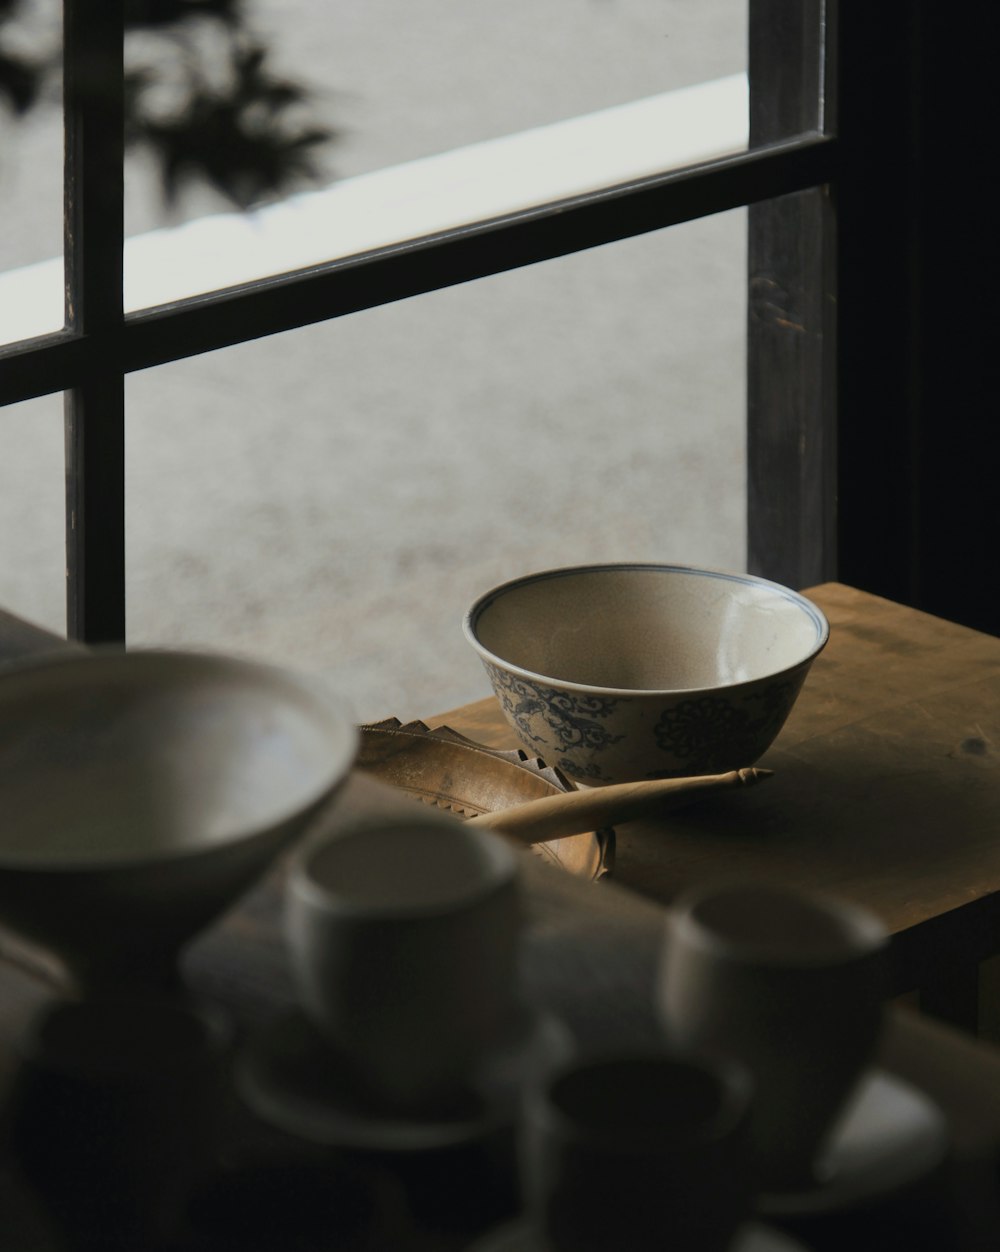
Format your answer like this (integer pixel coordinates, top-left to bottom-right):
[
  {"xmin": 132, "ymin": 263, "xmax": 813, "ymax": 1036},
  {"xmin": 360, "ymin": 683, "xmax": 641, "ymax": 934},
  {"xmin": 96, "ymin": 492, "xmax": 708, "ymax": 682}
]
[
  {"xmin": 658, "ymin": 883, "xmax": 889, "ymax": 1192},
  {"xmin": 521, "ymin": 1051, "xmax": 754, "ymax": 1252},
  {"xmin": 2, "ymin": 997, "xmax": 228, "ymax": 1250}
]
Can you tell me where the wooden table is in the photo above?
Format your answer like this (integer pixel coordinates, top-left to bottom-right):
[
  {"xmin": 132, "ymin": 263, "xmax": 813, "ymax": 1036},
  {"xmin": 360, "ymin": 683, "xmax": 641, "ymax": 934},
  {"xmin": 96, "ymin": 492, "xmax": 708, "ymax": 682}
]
[
  {"xmin": 435, "ymin": 582, "xmax": 1000, "ymax": 1035},
  {"xmin": 2, "ymin": 587, "xmax": 1000, "ymax": 1248}
]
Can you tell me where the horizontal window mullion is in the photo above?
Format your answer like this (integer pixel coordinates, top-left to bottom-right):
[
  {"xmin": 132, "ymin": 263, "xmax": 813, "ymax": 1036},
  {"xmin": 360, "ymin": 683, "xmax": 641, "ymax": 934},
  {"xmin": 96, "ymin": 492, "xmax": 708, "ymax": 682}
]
[
  {"xmin": 1, "ymin": 132, "xmax": 836, "ymax": 402},
  {"xmin": 0, "ymin": 330, "xmax": 94, "ymax": 406},
  {"xmin": 125, "ymin": 134, "xmax": 837, "ymax": 371}
]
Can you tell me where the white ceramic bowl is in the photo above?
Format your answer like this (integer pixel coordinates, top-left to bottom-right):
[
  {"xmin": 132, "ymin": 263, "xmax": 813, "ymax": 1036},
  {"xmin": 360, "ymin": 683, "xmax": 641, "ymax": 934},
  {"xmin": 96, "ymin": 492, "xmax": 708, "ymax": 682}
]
[
  {"xmin": 0, "ymin": 649, "xmax": 357, "ymax": 988},
  {"xmin": 463, "ymin": 564, "xmax": 829, "ymax": 785}
]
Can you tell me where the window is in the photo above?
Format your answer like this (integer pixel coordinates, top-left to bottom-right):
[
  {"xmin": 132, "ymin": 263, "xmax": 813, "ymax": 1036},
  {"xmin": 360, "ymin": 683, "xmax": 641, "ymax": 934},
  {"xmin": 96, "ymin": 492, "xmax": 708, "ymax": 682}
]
[
  {"xmin": 3, "ymin": 2, "xmax": 992, "ymax": 657},
  {"xmin": 120, "ymin": 217, "xmax": 747, "ymax": 721}
]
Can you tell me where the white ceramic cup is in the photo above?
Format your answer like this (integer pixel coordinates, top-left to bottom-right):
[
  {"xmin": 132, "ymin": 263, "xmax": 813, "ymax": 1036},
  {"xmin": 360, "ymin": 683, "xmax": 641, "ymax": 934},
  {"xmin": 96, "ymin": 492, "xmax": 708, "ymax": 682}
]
[
  {"xmin": 656, "ymin": 882, "xmax": 889, "ymax": 1192},
  {"xmin": 285, "ymin": 812, "xmax": 522, "ymax": 1111},
  {"xmin": 521, "ymin": 1050, "xmax": 755, "ymax": 1252}
]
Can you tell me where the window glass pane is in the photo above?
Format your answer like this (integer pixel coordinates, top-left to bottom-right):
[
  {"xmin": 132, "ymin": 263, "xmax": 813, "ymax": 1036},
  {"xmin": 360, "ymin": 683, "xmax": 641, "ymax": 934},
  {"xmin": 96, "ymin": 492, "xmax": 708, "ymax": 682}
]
[
  {"xmin": 0, "ymin": 393, "xmax": 65, "ymax": 632},
  {"xmin": 0, "ymin": 2, "xmax": 63, "ymax": 344},
  {"xmin": 126, "ymin": 209, "xmax": 745, "ymax": 722},
  {"xmin": 256, "ymin": 0, "xmax": 749, "ymax": 179},
  {"xmin": 124, "ymin": 1, "xmax": 764, "ymax": 307}
]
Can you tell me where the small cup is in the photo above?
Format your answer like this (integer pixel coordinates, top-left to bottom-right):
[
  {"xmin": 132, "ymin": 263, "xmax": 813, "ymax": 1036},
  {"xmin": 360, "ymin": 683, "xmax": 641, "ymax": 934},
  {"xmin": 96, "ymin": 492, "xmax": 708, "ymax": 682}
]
[
  {"xmin": 657, "ymin": 882, "xmax": 889, "ymax": 1191},
  {"xmin": 285, "ymin": 813, "xmax": 522, "ymax": 1112},
  {"xmin": 521, "ymin": 1050, "xmax": 754, "ymax": 1252},
  {"xmin": 2, "ymin": 997, "xmax": 228, "ymax": 1250}
]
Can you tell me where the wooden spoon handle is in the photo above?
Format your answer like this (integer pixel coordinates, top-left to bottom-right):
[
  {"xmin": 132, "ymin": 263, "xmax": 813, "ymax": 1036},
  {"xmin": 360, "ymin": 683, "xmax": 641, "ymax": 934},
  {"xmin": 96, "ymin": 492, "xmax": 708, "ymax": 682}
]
[{"xmin": 467, "ymin": 767, "xmax": 772, "ymax": 844}]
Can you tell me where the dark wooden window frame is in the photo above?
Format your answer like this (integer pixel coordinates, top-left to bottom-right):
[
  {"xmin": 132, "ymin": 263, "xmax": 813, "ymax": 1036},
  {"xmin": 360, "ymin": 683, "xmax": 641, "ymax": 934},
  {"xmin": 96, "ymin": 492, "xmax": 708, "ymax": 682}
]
[{"xmin": 2, "ymin": 2, "xmax": 993, "ymax": 643}]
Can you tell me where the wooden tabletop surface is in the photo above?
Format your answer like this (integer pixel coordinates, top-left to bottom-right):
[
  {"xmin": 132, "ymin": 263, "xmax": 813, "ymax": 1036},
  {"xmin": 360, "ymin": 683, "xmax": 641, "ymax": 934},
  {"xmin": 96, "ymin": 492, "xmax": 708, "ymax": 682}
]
[{"xmin": 434, "ymin": 582, "xmax": 1000, "ymax": 1027}]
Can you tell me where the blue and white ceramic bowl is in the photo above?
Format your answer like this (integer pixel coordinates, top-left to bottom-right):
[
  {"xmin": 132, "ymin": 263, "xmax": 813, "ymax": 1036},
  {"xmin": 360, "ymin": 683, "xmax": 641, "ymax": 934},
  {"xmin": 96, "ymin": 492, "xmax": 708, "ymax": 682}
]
[{"xmin": 463, "ymin": 564, "xmax": 829, "ymax": 786}]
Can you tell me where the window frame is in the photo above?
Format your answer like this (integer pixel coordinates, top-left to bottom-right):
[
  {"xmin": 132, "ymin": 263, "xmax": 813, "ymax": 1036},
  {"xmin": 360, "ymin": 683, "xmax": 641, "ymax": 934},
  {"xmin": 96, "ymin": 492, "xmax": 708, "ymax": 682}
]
[{"xmin": 2, "ymin": 1, "xmax": 841, "ymax": 643}]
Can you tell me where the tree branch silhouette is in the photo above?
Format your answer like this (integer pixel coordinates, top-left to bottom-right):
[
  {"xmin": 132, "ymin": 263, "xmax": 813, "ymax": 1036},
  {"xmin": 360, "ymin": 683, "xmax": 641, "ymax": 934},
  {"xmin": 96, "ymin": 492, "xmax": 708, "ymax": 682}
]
[{"xmin": 1, "ymin": 0, "xmax": 336, "ymax": 207}]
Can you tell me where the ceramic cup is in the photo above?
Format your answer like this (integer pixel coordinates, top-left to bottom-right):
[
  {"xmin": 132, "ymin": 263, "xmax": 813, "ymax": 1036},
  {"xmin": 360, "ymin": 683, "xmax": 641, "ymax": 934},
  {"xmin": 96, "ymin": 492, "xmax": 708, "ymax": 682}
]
[
  {"xmin": 657, "ymin": 882, "xmax": 889, "ymax": 1192},
  {"xmin": 2, "ymin": 997, "xmax": 228, "ymax": 1250},
  {"xmin": 285, "ymin": 812, "xmax": 522, "ymax": 1112},
  {"xmin": 521, "ymin": 1050, "xmax": 754, "ymax": 1252}
]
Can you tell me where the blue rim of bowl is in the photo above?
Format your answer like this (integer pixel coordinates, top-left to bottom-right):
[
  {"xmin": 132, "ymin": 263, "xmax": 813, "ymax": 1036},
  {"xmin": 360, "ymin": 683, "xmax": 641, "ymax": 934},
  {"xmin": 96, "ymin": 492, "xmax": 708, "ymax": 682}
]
[{"xmin": 463, "ymin": 563, "xmax": 831, "ymax": 698}]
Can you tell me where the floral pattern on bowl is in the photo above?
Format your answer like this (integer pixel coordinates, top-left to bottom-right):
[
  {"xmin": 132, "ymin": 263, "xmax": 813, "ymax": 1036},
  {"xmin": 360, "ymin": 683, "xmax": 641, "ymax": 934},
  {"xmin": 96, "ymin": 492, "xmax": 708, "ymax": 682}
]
[
  {"xmin": 651, "ymin": 679, "xmax": 804, "ymax": 776},
  {"xmin": 483, "ymin": 662, "xmax": 808, "ymax": 783},
  {"xmin": 483, "ymin": 663, "xmax": 625, "ymax": 782}
]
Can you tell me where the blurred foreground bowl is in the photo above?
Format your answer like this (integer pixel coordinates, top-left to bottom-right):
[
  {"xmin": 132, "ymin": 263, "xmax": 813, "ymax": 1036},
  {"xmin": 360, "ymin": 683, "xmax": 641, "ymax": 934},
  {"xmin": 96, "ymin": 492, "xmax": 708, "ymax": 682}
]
[
  {"xmin": 463, "ymin": 564, "xmax": 828, "ymax": 785},
  {"xmin": 0, "ymin": 649, "xmax": 356, "ymax": 989}
]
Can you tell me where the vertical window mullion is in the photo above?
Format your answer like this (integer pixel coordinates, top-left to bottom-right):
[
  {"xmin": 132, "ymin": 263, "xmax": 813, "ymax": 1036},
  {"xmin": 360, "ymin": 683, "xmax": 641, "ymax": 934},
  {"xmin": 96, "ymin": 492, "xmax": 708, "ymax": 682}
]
[
  {"xmin": 745, "ymin": 0, "xmax": 835, "ymax": 591},
  {"xmin": 63, "ymin": 0, "xmax": 126, "ymax": 643},
  {"xmin": 828, "ymin": 1, "xmax": 923, "ymax": 611}
]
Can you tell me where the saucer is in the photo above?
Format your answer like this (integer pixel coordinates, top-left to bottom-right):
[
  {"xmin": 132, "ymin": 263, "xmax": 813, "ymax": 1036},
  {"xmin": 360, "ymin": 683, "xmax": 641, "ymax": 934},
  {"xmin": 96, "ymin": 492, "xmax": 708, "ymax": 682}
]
[
  {"xmin": 467, "ymin": 1219, "xmax": 808, "ymax": 1251},
  {"xmin": 759, "ymin": 1068, "xmax": 949, "ymax": 1217},
  {"xmin": 236, "ymin": 1007, "xmax": 572, "ymax": 1153}
]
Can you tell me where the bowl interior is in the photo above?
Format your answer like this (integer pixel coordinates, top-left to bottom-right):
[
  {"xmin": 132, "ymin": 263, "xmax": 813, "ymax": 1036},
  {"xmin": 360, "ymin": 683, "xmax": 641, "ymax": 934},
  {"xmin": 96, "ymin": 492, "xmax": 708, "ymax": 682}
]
[
  {"xmin": 0, "ymin": 651, "xmax": 356, "ymax": 868},
  {"xmin": 469, "ymin": 566, "xmax": 826, "ymax": 691}
]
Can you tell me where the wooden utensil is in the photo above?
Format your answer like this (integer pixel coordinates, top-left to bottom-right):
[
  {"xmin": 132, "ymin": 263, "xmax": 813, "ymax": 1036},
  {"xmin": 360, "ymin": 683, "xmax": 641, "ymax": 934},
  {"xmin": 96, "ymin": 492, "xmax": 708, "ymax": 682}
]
[
  {"xmin": 468, "ymin": 768, "xmax": 772, "ymax": 844},
  {"xmin": 358, "ymin": 719, "xmax": 613, "ymax": 879}
]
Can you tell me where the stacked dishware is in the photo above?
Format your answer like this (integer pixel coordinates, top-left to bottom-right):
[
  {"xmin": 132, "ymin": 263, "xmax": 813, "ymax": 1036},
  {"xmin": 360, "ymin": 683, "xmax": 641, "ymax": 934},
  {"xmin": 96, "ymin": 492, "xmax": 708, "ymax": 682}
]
[
  {"xmin": 0, "ymin": 564, "xmax": 953, "ymax": 1249},
  {"xmin": 237, "ymin": 806, "xmax": 573, "ymax": 1243},
  {"xmin": 0, "ymin": 648, "xmax": 357, "ymax": 1248},
  {"xmin": 469, "ymin": 881, "xmax": 949, "ymax": 1252}
]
